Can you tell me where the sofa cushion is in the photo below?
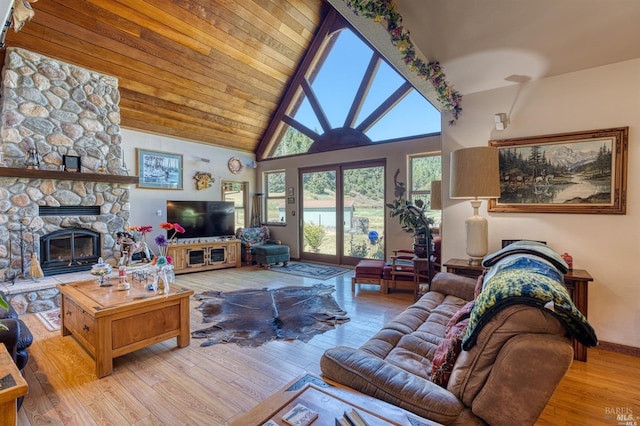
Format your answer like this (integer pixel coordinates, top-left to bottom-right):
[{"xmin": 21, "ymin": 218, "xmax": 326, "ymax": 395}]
[
  {"xmin": 360, "ymin": 290, "xmax": 470, "ymax": 380},
  {"xmin": 430, "ymin": 272, "xmax": 478, "ymax": 302}
]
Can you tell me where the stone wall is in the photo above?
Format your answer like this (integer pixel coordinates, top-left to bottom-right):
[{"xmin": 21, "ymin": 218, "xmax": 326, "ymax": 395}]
[
  {"xmin": 0, "ymin": 48, "xmax": 130, "ymax": 294},
  {"xmin": 1, "ymin": 48, "xmax": 124, "ymax": 171}
]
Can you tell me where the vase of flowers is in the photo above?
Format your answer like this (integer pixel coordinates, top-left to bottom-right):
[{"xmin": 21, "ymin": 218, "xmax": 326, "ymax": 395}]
[
  {"xmin": 128, "ymin": 222, "xmax": 185, "ymax": 294},
  {"xmin": 151, "ymin": 222, "xmax": 184, "ymax": 294}
]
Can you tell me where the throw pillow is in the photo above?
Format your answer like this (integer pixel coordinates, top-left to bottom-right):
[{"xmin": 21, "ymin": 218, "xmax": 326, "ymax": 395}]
[
  {"xmin": 431, "ymin": 300, "xmax": 475, "ymax": 387},
  {"xmin": 431, "ymin": 317, "xmax": 470, "ymax": 387}
]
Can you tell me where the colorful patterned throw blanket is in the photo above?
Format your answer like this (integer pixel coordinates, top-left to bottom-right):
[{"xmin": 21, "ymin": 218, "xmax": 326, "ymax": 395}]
[{"xmin": 462, "ymin": 255, "xmax": 598, "ymax": 351}]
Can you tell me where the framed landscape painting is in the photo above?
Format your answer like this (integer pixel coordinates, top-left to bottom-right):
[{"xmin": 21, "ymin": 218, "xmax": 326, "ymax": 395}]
[
  {"xmin": 136, "ymin": 149, "xmax": 183, "ymax": 190},
  {"xmin": 488, "ymin": 127, "xmax": 628, "ymax": 214}
]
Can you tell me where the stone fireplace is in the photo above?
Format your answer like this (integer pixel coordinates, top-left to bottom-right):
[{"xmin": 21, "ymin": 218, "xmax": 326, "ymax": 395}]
[{"xmin": 1, "ymin": 47, "xmax": 132, "ymax": 282}]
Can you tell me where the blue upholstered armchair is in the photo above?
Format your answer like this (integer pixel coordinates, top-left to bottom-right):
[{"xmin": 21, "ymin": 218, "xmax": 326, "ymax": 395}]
[{"xmin": 235, "ymin": 226, "xmax": 283, "ymax": 265}]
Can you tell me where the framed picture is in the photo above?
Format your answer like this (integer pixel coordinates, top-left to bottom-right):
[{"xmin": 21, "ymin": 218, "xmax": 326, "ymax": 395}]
[
  {"xmin": 287, "ymin": 187, "xmax": 294, "ymax": 196},
  {"xmin": 63, "ymin": 155, "xmax": 81, "ymax": 172},
  {"xmin": 136, "ymin": 149, "xmax": 183, "ymax": 190},
  {"xmin": 287, "ymin": 197, "xmax": 295, "ymax": 204},
  {"xmin": 489, "ymin": 127, "xmax": 628, "ymax": 214}
]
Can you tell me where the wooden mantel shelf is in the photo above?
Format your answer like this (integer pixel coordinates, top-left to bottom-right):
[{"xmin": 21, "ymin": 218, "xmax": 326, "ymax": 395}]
[{"xmin": 0, "ymin": 167, "xmax": 139, "ymax": 184}]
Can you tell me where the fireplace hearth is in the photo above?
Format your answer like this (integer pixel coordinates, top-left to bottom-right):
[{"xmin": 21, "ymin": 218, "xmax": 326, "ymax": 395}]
[{"xmin": 40, "ymin": 229, "xmax": 101, "ymax": 276}]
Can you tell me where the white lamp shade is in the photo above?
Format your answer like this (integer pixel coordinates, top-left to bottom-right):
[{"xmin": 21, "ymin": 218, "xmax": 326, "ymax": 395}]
[
  {"xmin": 450, "ymin": 147, "xmax": 500, "ymax": 199},
  {"xmin": 430, "ymin": 180, "xmax": 442, "ymax": 210}
]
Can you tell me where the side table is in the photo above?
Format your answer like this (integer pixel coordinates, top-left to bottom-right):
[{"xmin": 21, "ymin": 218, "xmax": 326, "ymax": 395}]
[
  {"xmin": 0, "ymin": 345, "xmax": 28, "ymax": 426},
  {"xmin": 444, "ymin": 258, "xmax": 593, "ymax": 361},
  {"xmin": 443, "ymin": 258, "xmax": 483, "ymax": 279}
]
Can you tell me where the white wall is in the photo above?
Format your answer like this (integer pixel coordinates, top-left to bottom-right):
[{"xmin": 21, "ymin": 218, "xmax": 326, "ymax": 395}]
[
  {"xmin": 258, "ymin": 135, "xmax": 441, "ymax": 259},
  {"xmin": 441, "ymin": 59, "xmax": 640, "ymax": 349},
  {"xmin": 120, "ymin": 128, "xmax": 256, "ymax": 251}
]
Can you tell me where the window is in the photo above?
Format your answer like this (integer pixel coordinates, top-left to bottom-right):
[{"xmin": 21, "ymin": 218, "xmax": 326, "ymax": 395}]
[
  {"xmin": 222, "ymin": 181, "xmax": 248, "ymax": 229},
  {"xmin": 410, "ymin": 154, "xmax": 442, "ymax": 225},
  {"xmin": 265, "ymin": 171, "xmax": 286, "ymax": 224},
  {"xmin": 257, "ymin": 11, "xmax": 440, "ymax": 160}
]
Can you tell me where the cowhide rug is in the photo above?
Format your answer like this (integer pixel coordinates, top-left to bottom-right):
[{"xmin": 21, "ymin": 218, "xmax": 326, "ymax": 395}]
[{"xmin": 192, "ymin": 284, "xmax": 350, "ymax": 347}]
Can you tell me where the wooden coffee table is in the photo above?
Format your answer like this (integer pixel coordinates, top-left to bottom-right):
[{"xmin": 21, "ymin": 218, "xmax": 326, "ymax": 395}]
[
  {"xmin": 231, "ymin": 373, "xmax": 440, "ymax": 425},
  {"xmin": 57, "ymin": 277, "xmax": 194, "ymax": 378}
]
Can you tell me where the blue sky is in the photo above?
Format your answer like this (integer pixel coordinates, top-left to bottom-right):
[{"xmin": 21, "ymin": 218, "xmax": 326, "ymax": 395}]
[{"xmin": 293, "ymin": 29, "xmax": 441, "ymax": 141}]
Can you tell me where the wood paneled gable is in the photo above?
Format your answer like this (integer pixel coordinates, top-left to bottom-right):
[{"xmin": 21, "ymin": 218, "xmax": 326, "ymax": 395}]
[{"xmin": 2, "ymin": 0, "xmax": 327, "ymax": 152}]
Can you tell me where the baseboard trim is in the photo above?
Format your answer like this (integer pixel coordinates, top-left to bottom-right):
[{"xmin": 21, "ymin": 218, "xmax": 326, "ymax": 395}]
[{"xmin": 598, "ymin": 341, "xmax": 640, "ymax": 357}]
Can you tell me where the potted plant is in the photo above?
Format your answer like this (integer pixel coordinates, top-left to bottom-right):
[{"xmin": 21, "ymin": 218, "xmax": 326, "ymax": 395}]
[
  {"xmin": 386, "ymin": 198, "xmax": 433, "ymax": 258},
  {"xmin": 0, "ymin": 295, "xmax": 9, "ymax": 330},
  {"xmin": 304, "ymin": 223, "xmax": 326, "ymax": 252}
]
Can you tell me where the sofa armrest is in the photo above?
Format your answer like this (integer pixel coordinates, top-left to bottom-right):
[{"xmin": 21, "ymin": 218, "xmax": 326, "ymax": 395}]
[
  {"xmin": 1, "ymin": 291, "xmax": 18, "ymax": 319},
  {"xmin": 461, "ymin": 334, "xmax": 573, "ymax": 425},
  {"xmin": 0, "ymin": 318, "xmax": 20, "ymax": 363},
  {"xmin": 448, "ymin": 305, "xmax": 573, "ymax": 425},
  {"xmin": 430, "ymin": 272, "xmax": 477, "ymax": 301},
  {"xmin": 321, "ymin": 346, "xmax": 464, "ymax": 424}
]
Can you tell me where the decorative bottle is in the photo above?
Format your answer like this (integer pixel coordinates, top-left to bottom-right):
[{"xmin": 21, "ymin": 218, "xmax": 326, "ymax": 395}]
[
  {"xmin": 117, "ymin": 266, "xmax": 130, "ymax": 290},
  {"xmin": 561, "ymin": 253, "xmax": 573, "ymax": 270}
]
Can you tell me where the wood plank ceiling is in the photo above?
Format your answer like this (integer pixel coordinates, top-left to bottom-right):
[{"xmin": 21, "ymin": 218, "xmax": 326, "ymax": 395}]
[{"xmin": 2, "ymin": 0, "xmax": 327, "ymax": 153}]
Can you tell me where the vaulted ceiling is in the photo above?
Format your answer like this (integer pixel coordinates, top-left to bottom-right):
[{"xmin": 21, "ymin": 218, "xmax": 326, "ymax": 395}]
[
  {"xmin": 2, "ymin": 0, "xmax": 327, "ymax": 153},
  {"xmin": 3, "ymin": 1, "xmax": 640, "ymax": 154}
]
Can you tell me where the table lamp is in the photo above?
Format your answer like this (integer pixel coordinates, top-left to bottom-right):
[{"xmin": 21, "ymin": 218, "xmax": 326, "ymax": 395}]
[{"xmin": 449, "ymin": 147, "xmax": 500, "ymax": 265}]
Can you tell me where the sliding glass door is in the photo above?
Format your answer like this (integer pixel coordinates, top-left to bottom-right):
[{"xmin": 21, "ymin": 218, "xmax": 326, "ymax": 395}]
[
  {"xmin": 300, "ymin": 161, "xmax": 385, "ymax": 265},
  {"xmin": 301, "ymin": 169, "xmax": 337, "ymax": 263},
  {"xmin": 342, "ymin": 164, "xmax": 385, "ymax": 262}
]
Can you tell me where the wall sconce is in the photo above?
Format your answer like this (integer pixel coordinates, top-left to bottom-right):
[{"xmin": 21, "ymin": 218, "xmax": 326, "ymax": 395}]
[{"xmin": 494, "ymin": 113, "xmax": 509, "ymax": 130}]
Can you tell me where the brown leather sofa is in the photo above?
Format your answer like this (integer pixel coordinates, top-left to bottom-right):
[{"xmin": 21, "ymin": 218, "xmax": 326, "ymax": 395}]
[{"xmin": 321, "ymin": 272, "xmax": 577, "ymax": 425}]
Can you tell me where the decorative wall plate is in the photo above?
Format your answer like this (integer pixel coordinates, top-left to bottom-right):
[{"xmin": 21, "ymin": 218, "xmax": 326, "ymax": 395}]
[{"xmin": 228, "ymin": 157, "xmax": 243, "ymax": 174}]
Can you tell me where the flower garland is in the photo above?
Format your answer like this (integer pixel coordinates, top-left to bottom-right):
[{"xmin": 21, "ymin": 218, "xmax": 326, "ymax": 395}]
[{"xmin": 343, "ymin": 0, "xmax": 462, "ymax": 124}]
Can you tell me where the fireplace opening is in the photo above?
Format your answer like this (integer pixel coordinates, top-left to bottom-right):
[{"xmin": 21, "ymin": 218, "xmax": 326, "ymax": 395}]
[{"xmin": 40, "ymin": 228, "xmax": 101, "ymax": 276}]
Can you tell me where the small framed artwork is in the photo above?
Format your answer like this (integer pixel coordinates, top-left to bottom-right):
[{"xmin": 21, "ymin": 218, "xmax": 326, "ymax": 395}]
[
  {"xmin": 136, "ymin": 148, "xmax": 183, "ymax": 190},
  {"xmin": 489, "ymin": 127, "xmax": 628, "ymax": 214},
  {"xmin": 63, "ymin": 155, "xmax": 81, "ymax": 172},
  {"xmin": 287, "ymin": 187, "xmax": 294, "ymax": 196},
  {"xmin": 287, "ymin": 197, "xmax": 295, "ymax": 204}
]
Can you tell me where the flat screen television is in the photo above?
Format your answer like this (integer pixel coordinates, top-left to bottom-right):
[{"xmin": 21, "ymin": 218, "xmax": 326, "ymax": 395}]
[{"xmin": 166, "ymin": 201, "xmax": 235, "ymax": 239}]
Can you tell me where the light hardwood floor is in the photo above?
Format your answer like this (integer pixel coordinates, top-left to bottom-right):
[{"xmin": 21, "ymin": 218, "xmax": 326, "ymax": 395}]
[{"xmin": 14, "ymin": 266, "xmax": 640, "ymax": 425}]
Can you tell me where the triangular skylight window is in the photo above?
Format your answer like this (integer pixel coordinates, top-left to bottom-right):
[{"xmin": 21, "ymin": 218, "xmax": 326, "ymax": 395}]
[{"xmin": 257, "ymin": 9, "xmax": 441, "ymax": 160}]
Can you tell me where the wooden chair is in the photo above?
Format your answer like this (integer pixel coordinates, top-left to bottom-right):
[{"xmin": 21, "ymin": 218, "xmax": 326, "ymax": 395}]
[{"xmin": 387, "ymin": 249, "xmax": 416, "ymax": 291}]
